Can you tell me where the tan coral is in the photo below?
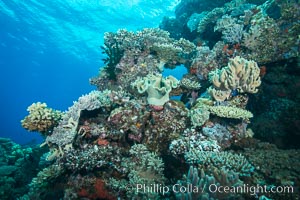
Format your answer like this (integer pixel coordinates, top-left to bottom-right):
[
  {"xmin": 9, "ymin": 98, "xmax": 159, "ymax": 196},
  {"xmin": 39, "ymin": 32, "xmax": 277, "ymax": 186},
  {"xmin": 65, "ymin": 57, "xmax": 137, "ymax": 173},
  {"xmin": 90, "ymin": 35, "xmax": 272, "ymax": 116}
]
[
  {"xmin": 21, "ymin": 102, "xmax": 63, "ymax": 135},
  {"xmin": 192, "ymin": 98, "xmax": 253, "ymax": 121},
  {"xmin": 208, "ymin": 56, "xmax": 261, "ymax": 101},
  {"xmin": 208, "ymin": 105, "xmax": 253, "ymax": 120},
  {"xmin": 207, "ymin": 87, "xmax": 231, "ymax": 102}
]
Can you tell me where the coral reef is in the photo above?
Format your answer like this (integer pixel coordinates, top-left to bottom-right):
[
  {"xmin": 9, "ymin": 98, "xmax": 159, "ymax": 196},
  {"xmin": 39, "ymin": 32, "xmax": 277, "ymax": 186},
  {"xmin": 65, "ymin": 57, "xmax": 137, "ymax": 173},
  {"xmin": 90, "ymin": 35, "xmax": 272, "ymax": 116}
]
[
  {"xmin": 180, "ymin": 75, "xmax": 201, "ymax": 90},
  {"xmin": 202, "ymin": 123, "xmax": 233, "ymax": 148},
  {"xmin": 189, "ymin": 104, "xmax": 210, "ymax": 127},
  {"xmin": 44, "ymin": 90, "xmax": 114, "ymax": 160},
  {"xmin": 90, "ymin": 28, "xmax": 195, "ymax": 92},
  {"xmin": 0, "ymin": 138, "xmax": 46, "ymax": 200},
  {"xmin": 143, "ymin": 100, "xmax": 188, "ymax": 152},
  {"xmin": 189, "ymin": 46, "xmax": 219, "ymax": 80},
  {"xmin": 108, "ymin": 144, "xmax": 165, "ymax": 199},
  {"xmin": 215, "ymin": 14, "xmax": 244, "ymax": 44},
  {"xmin": 170, "ymin": 128, "xmax": 221, "ymax": 157},
  {"xmin": 243, "ymin": 147, "xmax": 300, "ymax": 187},
  {"xmin": 16, "ymin": 0, "xmax": 300, "ymax": 199}
]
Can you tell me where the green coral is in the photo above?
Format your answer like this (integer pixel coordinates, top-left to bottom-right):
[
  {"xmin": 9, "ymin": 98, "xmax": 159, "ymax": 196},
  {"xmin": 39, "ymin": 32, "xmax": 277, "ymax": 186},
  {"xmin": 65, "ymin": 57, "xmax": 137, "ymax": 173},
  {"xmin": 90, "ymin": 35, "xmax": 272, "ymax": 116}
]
[
  {"xmin": 21, "ymin": 164, "xmax": 65, "ymax": 199},
  {"xmin": 185, "ymin": 151, "xmax": 254, "ymax": 177},
  {"xmin": 190, "ymin": 98, "xmax": 253, "ymax": 122},
  {"xmin": 189, "ymin": 104, "xmax": 210, "ymax": 127},
  {"xmin": 21, "ymin": 102, "xmax": 63, "ymax": 135},
  {"xmin": 208, "ymin": 105, "xmax": 253, "ymax": 120},
  {"xmin": 175, "ymin": 166, "xmax": 214, "ymax": 200},
  {"xmin": 128, "ymin": 144, "xmax": 165, "ymax": 180},
  {"xmin": 176, "ymin": 166, "xmax": 243, "ymax": 199},
  {"xmin": 131, "ymin": 73, "xmax": 179, "ymax": 106}
]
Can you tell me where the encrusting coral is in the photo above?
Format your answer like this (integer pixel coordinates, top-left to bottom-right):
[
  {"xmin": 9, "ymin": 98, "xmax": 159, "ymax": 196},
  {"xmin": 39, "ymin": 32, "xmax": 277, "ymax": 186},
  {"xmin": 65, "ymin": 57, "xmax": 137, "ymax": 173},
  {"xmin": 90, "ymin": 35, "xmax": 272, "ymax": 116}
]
[{"xmin": 21, "ymin": 102, "xmax": 63, "ymax": 135}]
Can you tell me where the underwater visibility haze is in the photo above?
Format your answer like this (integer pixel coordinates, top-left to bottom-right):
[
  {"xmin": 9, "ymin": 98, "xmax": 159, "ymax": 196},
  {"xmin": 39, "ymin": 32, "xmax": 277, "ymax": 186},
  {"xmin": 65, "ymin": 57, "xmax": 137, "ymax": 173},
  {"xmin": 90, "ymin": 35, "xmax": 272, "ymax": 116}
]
[
  {"xmin": 0, "ymin": 0, "xmax": 178, "ymax": 144},
  {"xmin": 0, "ymin": 0, "xmax": 300, "ymax": 199}
]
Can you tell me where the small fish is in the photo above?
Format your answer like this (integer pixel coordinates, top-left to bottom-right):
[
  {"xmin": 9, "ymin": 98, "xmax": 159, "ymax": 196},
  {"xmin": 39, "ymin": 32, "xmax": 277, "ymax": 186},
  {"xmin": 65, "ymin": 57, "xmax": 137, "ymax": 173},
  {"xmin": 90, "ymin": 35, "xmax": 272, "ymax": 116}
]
[
  {"xmin": 260, "ymin": 65, "xmax": 267, "ymax": 77},
  {"xmin": 231, "ymin": 89, "xmax": 238, "ymax": 97}
]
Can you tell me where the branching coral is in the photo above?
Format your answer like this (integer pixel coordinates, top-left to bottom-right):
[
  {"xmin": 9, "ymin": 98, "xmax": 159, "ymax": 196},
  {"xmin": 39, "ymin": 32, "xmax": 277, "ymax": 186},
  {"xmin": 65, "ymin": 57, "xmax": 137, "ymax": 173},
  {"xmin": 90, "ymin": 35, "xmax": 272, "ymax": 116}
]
[
  {"xmin": 109, "ymin": 144, "xmax": 165, "ymax": 199},
  {"xmin": 208, "ymin": 105, "xmax": 254, "ymax": 120},
  {"xmin": 21, "ymin": 102, "xmax": 63, "ymax": 135},
  {"xmin": 180, "ymin": 76, "xmax": 201, "ymax": 90},
  {"xmin": 190, "ymin": 46, "xmax": 219, "ymax": 80},
  {"xmin": 208, "ymin": 56, "xmax": 261, "ymax": 101},
  {"xmin": 169, "ymin": 128, "xmax": 221, "ymax": 157},
  {"xmin": 185, "ymin": 151, "xmax": 254, "ymax": 176},
  {"xmin": 197, "ymin": 7, "xmax": 226, "ymax": 34},
  {"xmin": 187, "ymin": 12, "xmax": 209, "ymax": 32},
  {"xmin": 175, "ymin": 166, "xmax": 243, "ymax": 199},
  {"xmin": 23, "ymin": 163, "xmax": 65, "ymax": 199},
  {"xmin": 152, "ymin": 38, "xmax": 195, "ymax": 67},
  {"xmin": 215, "ymin": 14, "xmax": 244, "ymax": 44},
  {"xmin": 93, "ymin": 28, "xmax": 195, "ymax": 91}
]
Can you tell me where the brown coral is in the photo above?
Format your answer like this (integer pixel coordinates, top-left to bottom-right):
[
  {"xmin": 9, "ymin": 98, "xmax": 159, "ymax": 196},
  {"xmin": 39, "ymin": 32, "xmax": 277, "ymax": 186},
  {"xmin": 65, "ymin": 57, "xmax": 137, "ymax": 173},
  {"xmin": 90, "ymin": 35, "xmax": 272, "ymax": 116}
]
[{"xmin": 21, "ymin": 102, "xmax": 63, "ymax": 135}]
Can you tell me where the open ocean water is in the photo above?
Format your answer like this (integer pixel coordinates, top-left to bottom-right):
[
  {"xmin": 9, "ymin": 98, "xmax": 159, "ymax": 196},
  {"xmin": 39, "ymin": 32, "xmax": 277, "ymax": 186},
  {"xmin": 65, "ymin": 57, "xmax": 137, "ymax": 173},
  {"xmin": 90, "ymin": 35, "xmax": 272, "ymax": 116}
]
[{"xmin": 0, "ymin": 0, "xmax": 178, "ymax": 144}]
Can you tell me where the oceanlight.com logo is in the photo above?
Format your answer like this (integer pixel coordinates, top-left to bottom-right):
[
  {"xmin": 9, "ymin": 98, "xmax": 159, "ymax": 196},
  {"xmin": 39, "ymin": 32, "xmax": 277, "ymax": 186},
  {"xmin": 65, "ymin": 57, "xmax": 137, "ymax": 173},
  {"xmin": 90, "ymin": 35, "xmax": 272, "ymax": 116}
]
[
  {"xmin": 125, "ymin": 183, "xmax": 294, "ymax": 197},
  {"xmin": 208, "ymin": 184, "xmax": 294, "ymax": 196}
]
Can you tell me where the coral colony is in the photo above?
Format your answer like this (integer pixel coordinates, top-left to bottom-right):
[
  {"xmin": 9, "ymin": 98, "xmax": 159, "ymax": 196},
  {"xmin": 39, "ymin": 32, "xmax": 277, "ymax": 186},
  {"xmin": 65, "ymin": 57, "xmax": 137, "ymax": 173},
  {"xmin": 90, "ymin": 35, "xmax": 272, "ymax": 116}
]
[{"xmin": 0, "ymin": 0, "xmax": 296, "ymax": 199}]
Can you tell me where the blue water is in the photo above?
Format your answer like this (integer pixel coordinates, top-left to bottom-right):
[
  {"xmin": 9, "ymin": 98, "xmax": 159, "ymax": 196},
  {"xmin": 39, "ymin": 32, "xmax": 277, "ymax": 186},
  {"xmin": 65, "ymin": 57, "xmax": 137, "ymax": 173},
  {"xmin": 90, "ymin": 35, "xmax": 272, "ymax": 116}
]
[{"xmin": 0, "ymin": 0, "xmax": 179, "ymax": 144}]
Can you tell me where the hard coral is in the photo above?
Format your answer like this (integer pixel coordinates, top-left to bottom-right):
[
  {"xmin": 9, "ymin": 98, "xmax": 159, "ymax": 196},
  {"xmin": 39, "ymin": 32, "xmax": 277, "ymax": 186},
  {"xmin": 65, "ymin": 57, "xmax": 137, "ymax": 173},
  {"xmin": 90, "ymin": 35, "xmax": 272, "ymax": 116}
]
[{"xmin": 21, "ymin": 102, "xmax": 63, "ymax": 135}]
